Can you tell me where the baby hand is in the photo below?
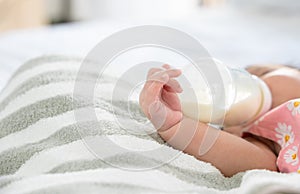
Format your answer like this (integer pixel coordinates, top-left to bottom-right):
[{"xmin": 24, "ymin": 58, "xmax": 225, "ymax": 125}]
[{"xmin": 139, "ymin": 64, "xmax": 183, "ymax": 131}]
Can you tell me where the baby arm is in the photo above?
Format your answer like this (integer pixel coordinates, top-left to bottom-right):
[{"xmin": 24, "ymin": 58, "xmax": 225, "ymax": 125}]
[{"xmin": 139, "ymin": 65, "xmax": 277, "ymax": 177}]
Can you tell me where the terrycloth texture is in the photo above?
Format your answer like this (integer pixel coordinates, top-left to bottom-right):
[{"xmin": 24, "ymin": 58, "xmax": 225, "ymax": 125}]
[{"xmin": 0, "ymin": 56, "xmax": 299, "ymax": 194}]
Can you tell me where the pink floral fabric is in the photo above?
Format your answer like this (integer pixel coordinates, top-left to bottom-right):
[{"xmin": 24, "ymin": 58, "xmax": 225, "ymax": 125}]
[{"xmin": 244, "ymin": 99, "xmax": 300, "ymax": 173}]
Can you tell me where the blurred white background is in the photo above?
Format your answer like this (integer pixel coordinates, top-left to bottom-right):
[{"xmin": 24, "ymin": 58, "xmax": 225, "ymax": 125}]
[
  {"xmin": 1, "ymin": 0, "xmax": 300, "ymax": 90},
  {"xmin": 47, "ymin": 0, "xmax": 204, "ymax": 22},
  {"xmin": 46, "ymin": 0, "xmax": 300, "ymax": 22},
  {"xmin": 2, "ymin": 0, "xmax": 300, "ymax": 32}
]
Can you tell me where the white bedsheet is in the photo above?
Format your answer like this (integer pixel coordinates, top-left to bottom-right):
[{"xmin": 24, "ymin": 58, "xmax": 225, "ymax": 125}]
[{"xmin": 0, "ymin": 7, "xmax": 300, "ymax": 91}]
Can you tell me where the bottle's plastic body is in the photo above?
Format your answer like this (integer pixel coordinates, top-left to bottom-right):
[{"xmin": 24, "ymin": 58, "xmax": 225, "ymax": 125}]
[{"xmin": 177, "ymin": 59, "xmax": 272, "ymax": 127}]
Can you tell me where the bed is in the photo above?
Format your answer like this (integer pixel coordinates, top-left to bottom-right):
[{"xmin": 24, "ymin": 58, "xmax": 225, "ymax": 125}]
[{"xmin": 0, "ymin": 6, "xmax": 300, "ymax": 194}]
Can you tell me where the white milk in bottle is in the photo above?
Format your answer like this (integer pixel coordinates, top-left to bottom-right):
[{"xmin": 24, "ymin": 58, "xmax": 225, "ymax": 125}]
[{"xmin": 177, "ymin": 59, "xmax": 272, "ymax": 127}]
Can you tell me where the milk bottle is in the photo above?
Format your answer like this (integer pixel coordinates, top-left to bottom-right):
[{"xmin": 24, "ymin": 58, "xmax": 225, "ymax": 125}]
[{"xmin": 177, "ymin": 59, "xmax": 272, "ymax": 127}]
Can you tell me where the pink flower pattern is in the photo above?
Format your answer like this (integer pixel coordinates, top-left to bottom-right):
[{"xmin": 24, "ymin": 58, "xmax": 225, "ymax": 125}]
[{"xmin": 245, "ymin": 99, "xmax": 300, "ymax": 173}]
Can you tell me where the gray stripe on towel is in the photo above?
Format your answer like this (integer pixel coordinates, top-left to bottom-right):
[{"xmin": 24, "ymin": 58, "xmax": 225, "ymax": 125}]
[
  {"xmin": 0, "ymin": 71, "xmax": 76, "ymax": 111},
  {"xmin": 49, "ymin": 153, "xmax": 243, "ymax": 190},
  {"xmin": 8, "ymin": 56, "xmax": 82, "ymax": 81},
  {"xmin": 0, "ymin": 120, "xmax": 163, "ymax": 175},
  {"xmin": 0, "ymin": 71, "xmax": 100, "ymax": 112},
  {"xmin": 0, "ymin": 121, "xmax": 110, "ymax": 175},
  {"xmin": 0, "ymin": 95, "xmax": 88, "ymax": 138}
]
